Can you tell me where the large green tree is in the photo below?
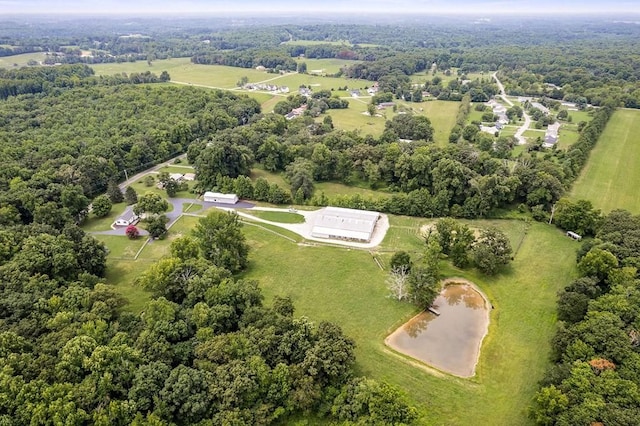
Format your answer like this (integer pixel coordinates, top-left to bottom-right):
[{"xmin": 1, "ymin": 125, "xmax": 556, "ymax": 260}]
[
  {"xmin": 472, "ymin": 227, "xmax": 512, "ymax": 275},
  {"xmin": 192, "ymin": 211, "xmax": 249, "ymax": 273}
]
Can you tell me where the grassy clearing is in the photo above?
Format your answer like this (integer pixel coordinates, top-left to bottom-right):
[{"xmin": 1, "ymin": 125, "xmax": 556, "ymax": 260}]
[
  {"xmin": 326, "ymin": 99, "xmax": 459, "ymax": 143},
  {"xmin": 284, "ymin": 40, "xmax": 379, "ymax": 48},
  {"xmin": 96, "ymin": 204, "xmax": 576, "ymax": 425},
  {"xmin": 249, "ymin": 167, "xmax": 290, "ymax": 189},
  {"xmin": 249, "ymin": 166, "xmax": 390, "ymax": 200},
  {"xmin": 298, "ymin": 58, "xmax": 361, "ymax": 75},
  {"xmin": 314, "ymin": 180, "xmax": 389, "ymax": 199},
  {"xmin": 243, "ymin": 210, "xmax": 305, "ymax": 223},
  {"xmin": 240, "ymin": 217, "xmax": 577, "ymax": 425},
  {"xmin": 270, "ymin": 73, "xmax": 371, "ymax": 93},
  {"xmin": 128, "ymin": 178, "xmax": 197, "ymax": 201},
  {"xmin": 0, "ymin": 52, "xmax": 48, "ymax": 68},
  {"xmin": 82, "ymin": 203, "xmax": 128, "ymax": 232},
  {"xmin": 570, "ymin": 109, "xmax": 640, "ymax": 213}
]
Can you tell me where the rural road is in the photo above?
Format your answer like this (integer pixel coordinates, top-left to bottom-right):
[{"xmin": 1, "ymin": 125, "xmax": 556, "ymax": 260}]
[{"xmin": 492, "ymin": 71, "xmax": 531, "ymax": 145}]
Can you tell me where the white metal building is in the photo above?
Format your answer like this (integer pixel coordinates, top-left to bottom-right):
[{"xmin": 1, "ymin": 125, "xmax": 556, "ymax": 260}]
[
  {"xmin": 203, "ymin": 192, "xmax": 239, "ymax": 205},
  {"xmin": 311, "ymin": 206, "xmax": 380, "ymax": 242}
]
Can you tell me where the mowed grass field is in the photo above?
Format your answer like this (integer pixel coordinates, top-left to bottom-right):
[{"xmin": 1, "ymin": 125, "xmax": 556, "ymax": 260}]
[
  {"xmin": 326, "ymin": 99, "xmax": 460, "ymax": 144},
  {"xmin": 93, "ymin": 195, "xmax": 577, "ymax": 425},
  {"xmin": 571, "ymin": 109, "xmax": 640, "ymax": 213},
  {"xmin": 240, "ymin": 217, "xmax": 577, "ymax": 425},
  {"xmin": 297, "ymin": 58, "xmax": 361, "ymax": 75},
  {"xmin": 91, "ymin": 58, "xmax": 372, "ymax": 114},
  {"xmin": 0, "ymin": 52, "xmax": 48, "ymax": 68}
]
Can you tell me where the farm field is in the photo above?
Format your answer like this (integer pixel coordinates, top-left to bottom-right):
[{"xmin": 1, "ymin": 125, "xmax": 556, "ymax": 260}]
[
  {"xmin": 326, "ymin": 99, "xmax": 460, "ymax": 143},
  {"xmin": 283, "ymin": 39, "xmax": 380, "ymax": 48},
  {"xmin": 91, "ymin": 58, "xmax": 372, "ymax": 112},
  {"xmin": 570, "ymin": 109, "xmax": 640, "ymax": 213},
  {"xmin": 241, "ymin": 217, "xmax": 577, "ymax": 425},
  {"xmin": 94, "ymin": 197, "xmax": 577, "ymax": 425},
  {"xmin": 0, "ymin": 51, "xmax": 47, "ymax": 68},
  {"xmin": 297, "ymin": 58, "xmax": 361, "ymax": 75},
  {"xmin": 410, "ymin": 69, "xmax": 491, "ymax": 85}
]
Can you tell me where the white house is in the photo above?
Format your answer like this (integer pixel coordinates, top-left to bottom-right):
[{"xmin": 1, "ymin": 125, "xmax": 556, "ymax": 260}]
[
  {"xmin": 311, "ymin": 206, "xmax": 380, "ymax": 242},
  {"xmin": 203, "ymin": 192, "xmax": 239, "ymax": 204},
  {"xmin": 114, "ymin": 211, "xmax": 139, "ymax": 227}
]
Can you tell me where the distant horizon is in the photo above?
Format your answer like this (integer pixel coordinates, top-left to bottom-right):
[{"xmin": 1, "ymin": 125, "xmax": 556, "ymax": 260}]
[{"xmin": 1, "ymin": 1, "xmax": 638, "ymax": 17}]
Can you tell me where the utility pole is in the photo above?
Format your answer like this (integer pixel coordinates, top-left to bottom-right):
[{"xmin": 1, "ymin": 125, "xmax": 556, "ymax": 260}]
[{"xmin": 124, "ymin": 169, "xmax": 129, "ymax": 182}]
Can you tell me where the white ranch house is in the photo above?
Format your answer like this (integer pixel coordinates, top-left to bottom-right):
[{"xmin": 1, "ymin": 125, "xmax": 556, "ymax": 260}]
[{"xmin": 114, "ymin": 211, "xmax": 139, "ymax": 227}]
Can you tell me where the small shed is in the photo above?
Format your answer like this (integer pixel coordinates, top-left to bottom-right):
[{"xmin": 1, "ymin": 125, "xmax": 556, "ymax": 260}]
[
  {"xmin": 203, "ymin": 192, "xmax": 238, "ymax": 205},
  {"xmin": 566, "ymin": 231, "xmax": 582, "ymax": 241}
]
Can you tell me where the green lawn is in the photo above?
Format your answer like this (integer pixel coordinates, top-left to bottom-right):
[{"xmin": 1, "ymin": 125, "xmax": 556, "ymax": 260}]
[
  {"xmin": 243, "ymin": 210, "xmax": 306, "ymax": 223},
  {"xmin": 299, "ymin": 58, "xmax": 361, "ymax": 75},
  {"xmin": 96, "ymin": 206, "xmax": 577, "ymax": 425},
  {"xmin": 240, "ymin": 217, "xmax": 577, "ymax": 425},
  {"xmin": 82, "ymin": 202, "xmax": 128, "ymax": 232},
  {"xmin": 571, "ymin": 109, "xmax": 640, "ymax": 213},
  {"xmin": 326, "ymin": 99, "xmax": 459, "ymax": 143},
  {"xmin": 0, "ymin": 52, "xmax": 48, "ymax": 68}
]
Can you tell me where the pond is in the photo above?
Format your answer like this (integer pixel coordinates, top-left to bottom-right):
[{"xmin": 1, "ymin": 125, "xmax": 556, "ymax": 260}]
[{"xmin": 385, "ymin": 281, "xmax": 490, "ymax": 377}]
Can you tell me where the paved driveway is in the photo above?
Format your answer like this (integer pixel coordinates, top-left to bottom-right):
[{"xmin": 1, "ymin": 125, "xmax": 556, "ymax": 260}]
[{"xmin": 91, "ymin": 198, "xmax": 255, "ymax": 236}]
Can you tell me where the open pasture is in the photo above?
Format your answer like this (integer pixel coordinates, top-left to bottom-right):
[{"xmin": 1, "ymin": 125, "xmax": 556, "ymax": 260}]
[
  {"xmin": 0, "ymin": 52, "xmax": 48, "ymax": 68},
  {"xmin": 297, "ymin": 58, "xmax": 361, "ymax": 75},
  {"xmin": 570, "ymin": 109, "xmax": 640, "ymax": 213},
  {"xmin": 240, "ymin": 216, "xmax": 577, "ymax": 425},
  {"xmin": 325, "ymin": 99, "xmax": 459, "ymax": 144}
]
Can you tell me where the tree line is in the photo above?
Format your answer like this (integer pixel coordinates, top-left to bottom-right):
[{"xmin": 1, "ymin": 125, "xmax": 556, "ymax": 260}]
[
  {"xmin": 531, "ymin": 209, "xmax": 640, "ymax": 425},
  {"xmin": 187, "ymin": 102, "xmax": 611, "ymax": 219},
  {"xmin": 0, "ymin": 209, "xmax": 417, "ymax": 424}
]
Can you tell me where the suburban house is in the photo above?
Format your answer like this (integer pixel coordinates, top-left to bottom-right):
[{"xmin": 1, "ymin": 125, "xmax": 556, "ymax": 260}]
[
  {"xmin": 114, "ymin": 210, "xmax": 139, "ymax": 227},
  {"xmin": 311, "ymin": 206, "xmax": 380, "ymax": 243},
  {"xmin": 543, "ymin": 122, "xmax": 561, "ymax": 147},
  {"xmin": 203, "ymin": 192, "xmax": 239, "ymax": 204},
  {"xmin": 182, "ymin": 173, "xmax": 196, "ymax": 181},
  {"xmin": 377, "ymin": 102, "xmax": 395, "ymax": 109},
  {"xmin": 285, "ymin": 105, "xmax": 307, "ymax": 120}
]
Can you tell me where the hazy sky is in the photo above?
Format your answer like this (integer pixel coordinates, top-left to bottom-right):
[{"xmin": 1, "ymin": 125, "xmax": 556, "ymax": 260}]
[{"xmin": 1, "ymin": 0, "xmax": 638, "ymax": 15}]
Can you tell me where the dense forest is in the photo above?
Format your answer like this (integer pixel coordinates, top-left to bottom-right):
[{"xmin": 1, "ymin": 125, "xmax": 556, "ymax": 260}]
[
  {"xmin": 1, "ymin": 15, "xmax": 639, "ymax": 425},
  {"xmin": 0, "ymin": 66, "xmax": 417, "ymax": 424},
  {"xmin": 531, "ymin": 209, "xmax": 640, "ymax": 425}
]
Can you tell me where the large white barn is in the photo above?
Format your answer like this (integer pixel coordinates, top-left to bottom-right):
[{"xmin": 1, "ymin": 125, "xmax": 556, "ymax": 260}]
[
  {"xmin": 311, "ymin": 206, "xmax": 380, "ymax": 242},
  {"xmin": 203, "ymin": 192, "xmax": 238, "ymax": 205}
]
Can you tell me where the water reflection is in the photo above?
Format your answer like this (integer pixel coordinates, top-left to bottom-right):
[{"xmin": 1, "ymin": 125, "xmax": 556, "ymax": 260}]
[
  {"xmin": 403, "ymin": 311, "xmax": 436, "ymax": 338},
  {"xmin": 386, "ymin": 283, "xmax": 490, "ymax": 377}
]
